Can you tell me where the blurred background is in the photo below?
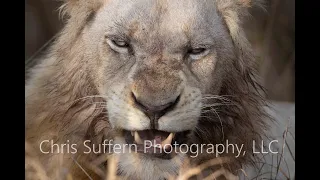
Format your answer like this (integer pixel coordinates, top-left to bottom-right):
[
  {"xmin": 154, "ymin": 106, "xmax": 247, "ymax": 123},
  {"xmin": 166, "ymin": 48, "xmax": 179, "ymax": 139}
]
[{"xmin": 25, "ymin": 0, "xmax": 295, "ymax": 103}]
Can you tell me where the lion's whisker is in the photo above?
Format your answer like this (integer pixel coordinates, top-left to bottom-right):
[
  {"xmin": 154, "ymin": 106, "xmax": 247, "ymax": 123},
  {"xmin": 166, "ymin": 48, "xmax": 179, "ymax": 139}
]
[
  {"xmin": 201, "ymin": 103, "xmax": 235, "ymax": 108},
  {"xmin": 208, "ymin": 107, "xmax": 225, "ymax": 141},
  {"xmin": 71, "ymin": 95, "xmax": 108, "ymax": 104},
  {"xmin": 194, "ymin": 126, "xmax": 211, "ymax": 143}
]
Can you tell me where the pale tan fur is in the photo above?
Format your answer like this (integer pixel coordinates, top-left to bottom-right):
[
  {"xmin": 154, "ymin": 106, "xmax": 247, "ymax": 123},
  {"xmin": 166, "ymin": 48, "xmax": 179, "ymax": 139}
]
[{"xmin": 26, "ymin": 1, "xmax": 268, "ymax": 179}]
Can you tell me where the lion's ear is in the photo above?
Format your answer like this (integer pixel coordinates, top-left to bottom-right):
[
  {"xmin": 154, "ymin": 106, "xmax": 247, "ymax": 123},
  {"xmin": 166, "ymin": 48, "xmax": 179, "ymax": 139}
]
[
  {"xmin": 52, "ymin": 0, "xmax": 105, "ymax": 55},
  {"xmin": 215, "ymin": 0, "xmax": 265, "ymax": 74},
  {"xmin": 59, "ymin": 0, "xmax": 104, "ymax": 21}
]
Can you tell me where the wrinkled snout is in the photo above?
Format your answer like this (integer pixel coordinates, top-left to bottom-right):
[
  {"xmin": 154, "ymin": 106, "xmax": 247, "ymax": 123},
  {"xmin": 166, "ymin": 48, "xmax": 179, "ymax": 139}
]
[{"xmin": 130, "ymin": 67, "xmax": 183, "ymax": 129}]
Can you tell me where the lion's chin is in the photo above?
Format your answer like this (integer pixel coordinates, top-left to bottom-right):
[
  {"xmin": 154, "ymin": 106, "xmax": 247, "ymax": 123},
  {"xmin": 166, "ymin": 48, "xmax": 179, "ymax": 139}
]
[
  {"xmin": 114, "ymin": 137, "xmax": 188, "ymax": 180},
  {"xmin": 119, "ymin": 129, "xmax": 191, "ymax": 159}
]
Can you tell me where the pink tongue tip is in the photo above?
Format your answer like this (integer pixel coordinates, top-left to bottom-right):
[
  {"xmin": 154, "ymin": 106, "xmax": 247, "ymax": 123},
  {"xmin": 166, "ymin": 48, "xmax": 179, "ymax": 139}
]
[
  {"xmin": 154, "ymin": 136, "xmax": 162, "ymax": 144},
  {"xmin": 138, "ymin": 130, "xmax": 169, "ymax": 144}
]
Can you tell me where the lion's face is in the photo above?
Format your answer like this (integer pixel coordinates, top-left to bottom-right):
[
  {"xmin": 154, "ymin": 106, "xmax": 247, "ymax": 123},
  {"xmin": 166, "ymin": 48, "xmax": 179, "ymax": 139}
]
[
  {"xmin": 80, "ymin": 0, "xmax": 236, "ymax": 176},
  {"xmin": 25, "ymin": 0, "xmax": 266, "ymax": 179}
]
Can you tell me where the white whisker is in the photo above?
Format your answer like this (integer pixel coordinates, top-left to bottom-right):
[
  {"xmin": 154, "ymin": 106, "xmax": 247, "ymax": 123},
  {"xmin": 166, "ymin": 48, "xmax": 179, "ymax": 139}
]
[
  {"xmin": 71, "ymin": 95, "xmax": 108, "ymax": 104},
  {"xmin": 208, "ymin": 107, "xmax": 224, "ymax": 141}
]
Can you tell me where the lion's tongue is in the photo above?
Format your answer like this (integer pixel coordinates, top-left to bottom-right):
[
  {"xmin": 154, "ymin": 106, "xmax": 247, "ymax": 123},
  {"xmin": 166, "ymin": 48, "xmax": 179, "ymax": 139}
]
[{"xmin": 133, "ymin": 130, "xmax": 174, "ymax": 147}]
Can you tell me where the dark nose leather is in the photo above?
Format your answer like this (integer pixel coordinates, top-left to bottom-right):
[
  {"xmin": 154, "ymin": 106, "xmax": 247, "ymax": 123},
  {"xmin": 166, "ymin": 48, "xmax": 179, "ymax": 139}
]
[{"xmin": 131, "ymin": 92, "xmax": 180, "ymax": 129}]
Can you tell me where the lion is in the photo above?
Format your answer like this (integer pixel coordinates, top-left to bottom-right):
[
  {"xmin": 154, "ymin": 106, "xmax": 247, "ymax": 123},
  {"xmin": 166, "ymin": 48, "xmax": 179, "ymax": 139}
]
[{"xmin": 25, "ymin": 0, "xmax": 269, "ymax": 179}]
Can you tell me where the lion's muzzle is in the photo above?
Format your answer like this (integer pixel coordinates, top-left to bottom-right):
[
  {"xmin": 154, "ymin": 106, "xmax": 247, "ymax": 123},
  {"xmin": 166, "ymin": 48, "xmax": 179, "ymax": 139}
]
[
  {"xmin": 131, "ymin": 91, "xmax": 180, "ymax": 129},
  {"xmin": 130, "ymin": 62, "xmax": 183, "ymax": 129}
]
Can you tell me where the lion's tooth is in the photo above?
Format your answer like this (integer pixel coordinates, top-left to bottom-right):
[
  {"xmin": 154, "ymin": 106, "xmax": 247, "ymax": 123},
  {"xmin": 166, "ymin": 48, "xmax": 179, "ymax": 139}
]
[
  {"xmin": 131, "ymin": 131, "xmax": 134, "ymax": 136},
  {"xmin": 134, "ymin": 131, "xmax": 143, "ymax": 144},
  {"xmin": 161, "ymin": 133, "xmax": 175, "ymax": 147}
]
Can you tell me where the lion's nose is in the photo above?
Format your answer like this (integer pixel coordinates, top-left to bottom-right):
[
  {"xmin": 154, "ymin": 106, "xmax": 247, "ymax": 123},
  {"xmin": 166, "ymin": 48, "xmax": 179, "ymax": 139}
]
[{"xmin": 131, "ymin": 92, "xmax": 180, "ymax": 129}]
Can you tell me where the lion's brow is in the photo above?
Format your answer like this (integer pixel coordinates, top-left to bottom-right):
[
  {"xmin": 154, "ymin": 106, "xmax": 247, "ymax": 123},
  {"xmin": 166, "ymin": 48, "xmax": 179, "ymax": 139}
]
[{"xmin": 106, "ymin": 19, "xmax": 135, "ymax": 38}]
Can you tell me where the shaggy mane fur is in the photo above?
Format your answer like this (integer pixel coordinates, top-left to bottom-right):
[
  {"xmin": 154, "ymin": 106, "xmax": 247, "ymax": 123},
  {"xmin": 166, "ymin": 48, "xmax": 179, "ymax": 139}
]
[{"xmin": 25, "ymin": 0, "xmax": 270, "ymax": 179}]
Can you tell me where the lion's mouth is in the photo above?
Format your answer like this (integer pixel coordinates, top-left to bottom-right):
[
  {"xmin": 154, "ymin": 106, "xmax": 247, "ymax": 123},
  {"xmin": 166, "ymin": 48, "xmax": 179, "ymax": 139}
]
[{"xmin": 123, "ymin": 129, "xmax": 190, "ymax": 159}]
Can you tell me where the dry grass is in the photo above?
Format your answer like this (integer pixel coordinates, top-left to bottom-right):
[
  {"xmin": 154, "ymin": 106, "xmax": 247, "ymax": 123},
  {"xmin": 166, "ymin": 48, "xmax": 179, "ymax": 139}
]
[
  {"xmin": 26, "ymin": 151, "xmax": 239, "ymax": 180},
  {"xmin": 25, "ymin": 142, "xmax": 50, "ymax": 180},
  {"xmin": 26, "ymin": 119, "xmax": 295, "ymax": 180},
  {"xmin": 26, "ymin": 131, "xmax": 295, "ymax": 180}
]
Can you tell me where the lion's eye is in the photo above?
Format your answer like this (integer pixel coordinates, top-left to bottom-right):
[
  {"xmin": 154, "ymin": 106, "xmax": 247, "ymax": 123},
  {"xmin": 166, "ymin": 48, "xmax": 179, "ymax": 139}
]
[
  {"xmin": 106, "ymin": 38, "xmax": 130, "ymax": 53},
  {"xmin": 188, "ymin": 48, "xmax": 209, "ymax": 60},
  {"xmin": 112, "ymin": 40, "xmax": 129, "ymax": 48},
  {"xmin": 188, "ymin": 48, "xmax": 206, "ymax": 55}
]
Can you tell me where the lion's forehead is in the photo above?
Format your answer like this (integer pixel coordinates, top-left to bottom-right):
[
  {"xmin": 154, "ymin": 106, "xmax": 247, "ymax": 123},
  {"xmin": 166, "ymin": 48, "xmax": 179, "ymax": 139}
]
[{"xmin": 96, "ymin": 0, "xmax": 224, "ymax": 46}]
